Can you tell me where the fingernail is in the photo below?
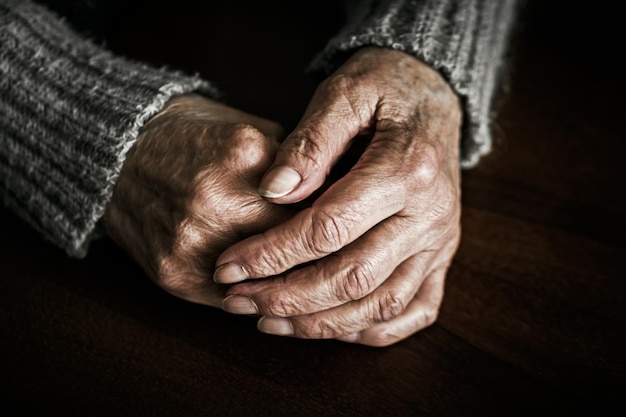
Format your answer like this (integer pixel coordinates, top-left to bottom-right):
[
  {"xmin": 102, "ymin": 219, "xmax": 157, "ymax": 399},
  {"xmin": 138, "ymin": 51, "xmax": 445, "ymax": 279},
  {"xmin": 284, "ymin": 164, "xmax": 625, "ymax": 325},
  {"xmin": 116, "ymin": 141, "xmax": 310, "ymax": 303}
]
[
  {"xmin": 213, "ymin": 263, "xmax": 248, "ymax": 284},
  {"xmin": 257, "ymin": 317, "xmax": 294, "ymax": 336},
  {"xmin": 258, "ymin": 166, "xmax": 301, "ymax": 198},
  {"xmin": 222, "ymin": 295, "xmax": 258, "ymax": 315}
]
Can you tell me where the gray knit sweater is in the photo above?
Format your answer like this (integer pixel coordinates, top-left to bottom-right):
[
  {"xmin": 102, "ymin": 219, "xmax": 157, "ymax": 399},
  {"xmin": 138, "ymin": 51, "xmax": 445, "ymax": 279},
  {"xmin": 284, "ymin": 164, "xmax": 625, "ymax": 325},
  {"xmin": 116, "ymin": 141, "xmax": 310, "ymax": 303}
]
[{"xmin": 0, "ymin": 0, "xmax": 517, "ymax": 257}]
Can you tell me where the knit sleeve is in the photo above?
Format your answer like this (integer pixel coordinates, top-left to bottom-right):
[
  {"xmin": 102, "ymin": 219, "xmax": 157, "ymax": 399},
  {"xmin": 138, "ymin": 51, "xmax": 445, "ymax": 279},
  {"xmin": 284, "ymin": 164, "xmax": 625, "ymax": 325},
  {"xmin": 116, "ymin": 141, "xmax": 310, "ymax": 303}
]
[
  {"xmin": 308, "ymin": 0, "xmax": 518, "ymax": 168},
  {"xmin": 0, "ymin": 0, "xmax": 219, "ymax": 257}
]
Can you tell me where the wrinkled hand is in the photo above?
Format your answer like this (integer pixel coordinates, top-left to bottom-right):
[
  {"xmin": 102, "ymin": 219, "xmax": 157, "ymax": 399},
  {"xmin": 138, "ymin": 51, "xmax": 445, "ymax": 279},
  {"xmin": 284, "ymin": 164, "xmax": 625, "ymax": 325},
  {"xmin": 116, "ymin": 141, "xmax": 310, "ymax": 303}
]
[
  {"xmin": 215, "ymin": 47, "xmax": 463, "ymax": 346},
  {"xmin": 104, "ymin": 95, "xmax": 292, "ymax": 306}
]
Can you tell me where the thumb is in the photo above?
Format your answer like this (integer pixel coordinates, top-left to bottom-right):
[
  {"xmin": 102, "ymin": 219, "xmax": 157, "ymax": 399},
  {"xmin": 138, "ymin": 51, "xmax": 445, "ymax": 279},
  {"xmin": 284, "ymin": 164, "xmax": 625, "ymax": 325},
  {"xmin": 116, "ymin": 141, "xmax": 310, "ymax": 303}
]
[{"xmin": 258, "ymin": 82, "xmax": 372, "ymax": 203}]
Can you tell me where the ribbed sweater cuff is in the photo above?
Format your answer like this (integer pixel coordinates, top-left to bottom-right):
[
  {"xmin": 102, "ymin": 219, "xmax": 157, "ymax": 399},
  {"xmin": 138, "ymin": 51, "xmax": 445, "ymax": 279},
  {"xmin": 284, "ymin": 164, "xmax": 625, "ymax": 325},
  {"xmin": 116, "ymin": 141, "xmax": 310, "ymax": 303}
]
[
  {"xmin": 309, "ymin": 0, "xmax": 518, "ymax": 168},
  {"xmin": 0, "ymin": 0, "xmax": 219, "ymax": 257}
]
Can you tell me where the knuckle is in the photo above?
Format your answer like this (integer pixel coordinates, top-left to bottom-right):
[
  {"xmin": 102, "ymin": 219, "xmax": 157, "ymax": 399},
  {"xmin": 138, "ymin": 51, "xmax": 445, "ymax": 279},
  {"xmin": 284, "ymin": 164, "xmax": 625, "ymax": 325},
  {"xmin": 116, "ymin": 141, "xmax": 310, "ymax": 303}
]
[
  {"xmin": 339, "ymin": 261, "xmax": 376, "ymax": 301},
  {"xmin": 420, "ymin": 304, "xmax": 440, "ymax": 328},
  {"xmin": 157, "ymin": 272, "xmax": 188, "ymax": 295},
  {"xmin": 411, "ymin": 142, "xmax": 439, "ymax": 189},
  {"xmin": 374, "ymin": 291, "xmax": 407, "ymax": 323},
  {"xmin": 264, "ymin": 288, "xmax": 298, "ymax": 317},
  {"xmin": 284, "ymin": 130, "xmax": 325, "ymax": 170},
  {"xmin": 314, "ymin": 73, "xmax": 369, "ymax": 128},
  {"xmin": 293, "ymin": 317, "xmax": 339, "ymax": 339},
  {"xmin": 308, "ymin": 208, "xmax": 350, "ymax": 255},
  {"xmin": 150, "ymin": 224, "xmax": 212, "ymax": 300},
  {"xmin": 228, "ymin": 124, "xmax": 276, "ymax": 168},
  {"xmin": 230, "ymin": 123, "xmax": 266, "ymax": 142},
  {"xmin": 154, "ymin": 255, "xmax": 197, "ymax": 297},
  {"xmin": 174, "ymin": 217, "xmax": 208, "ymax": 250},
  {"xmin": 189, "ymin": 169, "xmax": 265, "ymax": 227}
]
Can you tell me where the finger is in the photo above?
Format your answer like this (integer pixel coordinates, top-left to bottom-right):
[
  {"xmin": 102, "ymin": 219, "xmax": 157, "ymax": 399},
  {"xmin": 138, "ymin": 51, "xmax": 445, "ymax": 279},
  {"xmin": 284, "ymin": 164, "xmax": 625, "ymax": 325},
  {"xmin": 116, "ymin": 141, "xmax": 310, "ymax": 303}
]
[
  {"xmin": 214, "ymin": 121, "xmax": 442, "ymax": 284},
  {"xmin": 220, "ymin": 113, "xmax": 285, "ymax": 139},
  {"xmin": 109, "ymin": 168, "xmax": 233, "ymax": 306},
  {"xmin": 337, "ymin": 266, "xmax": 446, "ymax": 347},
  {"xmin": 257, "ymin": 78, "xmax": 375, "ymax": 203},
  {"xmin": 106, "ymin": 193, "xmax": 226, "ymax": 307},
  {"xmin": 214, "ymin": 167, "xmax": 405, "ymax": 283},
  {"xmin": 223, "ymin": 216, "xmax": 434, "ymax": 317},
  {"xmin": 255, "ymin": 253, "xmax": 431, "ymax": 340}
]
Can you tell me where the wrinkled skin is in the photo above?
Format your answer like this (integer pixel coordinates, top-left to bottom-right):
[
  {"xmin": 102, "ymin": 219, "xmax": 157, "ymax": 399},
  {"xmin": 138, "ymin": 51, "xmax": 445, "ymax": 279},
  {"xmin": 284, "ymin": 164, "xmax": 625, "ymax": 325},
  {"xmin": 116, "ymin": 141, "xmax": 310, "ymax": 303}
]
[
  {"xmin": 215, "ymin": 47, "xmax": 463, "ymax": 347},
  {"xmin": 104, "ymin": 95, "xmax": 293, "ymax": 306}
]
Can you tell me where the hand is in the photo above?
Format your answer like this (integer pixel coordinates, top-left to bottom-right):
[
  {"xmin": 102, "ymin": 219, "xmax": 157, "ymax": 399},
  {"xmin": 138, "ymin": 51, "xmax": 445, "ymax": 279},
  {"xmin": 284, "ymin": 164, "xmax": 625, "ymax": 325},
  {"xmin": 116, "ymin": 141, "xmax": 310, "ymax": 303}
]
[
  {"xmin": 104, "ymin": 95, "xmax": 293, "ymax": 306},
  {"xmin": 214, "ymin": 47, "xmax": 463, "ymax": 346}
]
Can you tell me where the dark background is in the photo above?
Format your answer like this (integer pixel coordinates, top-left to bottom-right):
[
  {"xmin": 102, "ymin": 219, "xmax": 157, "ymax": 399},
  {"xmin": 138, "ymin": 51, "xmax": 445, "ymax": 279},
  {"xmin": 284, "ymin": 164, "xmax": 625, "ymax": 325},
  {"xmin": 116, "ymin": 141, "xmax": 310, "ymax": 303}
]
[{"xmin": 1, "ymin": 1, "xmax": 625, "ymax": 416}]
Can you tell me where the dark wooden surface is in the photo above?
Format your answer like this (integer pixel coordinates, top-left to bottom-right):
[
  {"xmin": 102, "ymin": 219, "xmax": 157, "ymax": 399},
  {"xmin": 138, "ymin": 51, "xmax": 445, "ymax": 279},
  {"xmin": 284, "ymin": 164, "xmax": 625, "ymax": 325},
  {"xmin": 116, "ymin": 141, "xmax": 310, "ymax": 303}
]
[{"xmin": 1, "ymin": 1, "xmax": 624, "ymax": 416}]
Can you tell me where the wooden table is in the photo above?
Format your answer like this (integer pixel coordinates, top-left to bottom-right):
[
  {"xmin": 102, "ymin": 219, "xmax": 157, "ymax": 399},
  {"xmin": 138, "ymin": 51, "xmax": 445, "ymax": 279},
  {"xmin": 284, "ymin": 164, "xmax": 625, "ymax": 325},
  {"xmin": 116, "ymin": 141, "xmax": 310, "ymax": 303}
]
[{"xmin": 2, "ymin": 1, "xmax": 624, "ymax": 415}]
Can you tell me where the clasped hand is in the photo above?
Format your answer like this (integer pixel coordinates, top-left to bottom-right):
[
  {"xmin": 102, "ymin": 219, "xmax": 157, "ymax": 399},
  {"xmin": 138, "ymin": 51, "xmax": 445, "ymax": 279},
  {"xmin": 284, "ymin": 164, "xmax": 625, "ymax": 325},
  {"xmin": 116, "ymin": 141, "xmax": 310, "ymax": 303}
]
[
  {"xmin": 215, "ymin": 47, "xmax": 463, "ymax": 346},
  {"xmin": 105, "ymin": 47, "xmax": 463, "ymax": 347},
  {"xmin": 104, "ymin": 95, "xmax": 293, "ymax": 306}
]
